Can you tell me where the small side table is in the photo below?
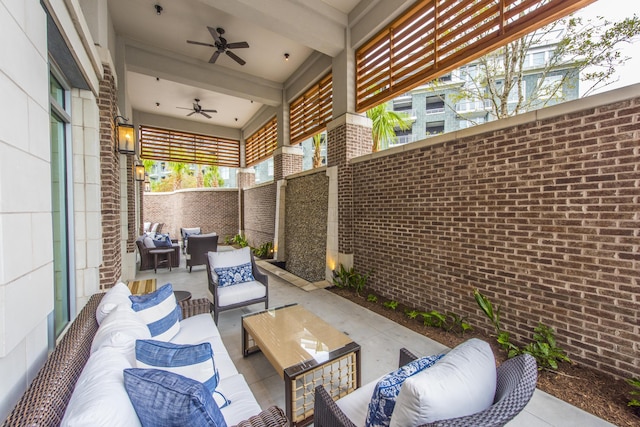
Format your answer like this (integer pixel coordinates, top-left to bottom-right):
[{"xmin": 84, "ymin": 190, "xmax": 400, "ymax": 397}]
[
  {"xmin": 174, "ymin": 290, "xmax": 192, "ymax": 304},
  {"xmin": 149, "ymin": 248, "xmax": 174, "ymax": 273}
]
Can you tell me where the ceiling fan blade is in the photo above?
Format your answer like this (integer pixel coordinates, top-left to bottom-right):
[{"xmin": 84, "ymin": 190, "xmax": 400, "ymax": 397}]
[
  {"xmin": 187, "ymin": 40, "xmax": 215, "ymax": 47},
  {"xmin": 227, "ymin": 41, "xmax": 249, "ymax": 49},
  {"xmin": 226, "ymin": 50, "xmax": 246, "ymax": 66},
  {"xmin": 176, "ymin": 107, "xmax": 192, "ymax": 110},
  {"xmin": 209, "ymin": 50, "xmax": 221, "ymax": 63},
  {"xmin": 200, "ymin": 112, "xmax": 212, "ymax": 119},
  {"xmin": 186, "ymin": 111, "xmax": 196, "ymax": 117},
  {"xmin": 201, "ymin": 109, "xmax": 217, "ymax": 113},
  {"xmin": 207, "ymin": 26, "xmax": 221, "ymax": 44}
]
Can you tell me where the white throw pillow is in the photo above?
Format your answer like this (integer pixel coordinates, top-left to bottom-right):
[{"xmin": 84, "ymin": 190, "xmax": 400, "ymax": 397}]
[
  {"xmin": 143, "ymin": 236, "xmax": 156, "ymax": 248},
  {"xmin": 389, "ymin": 338, "xmax": 497, "ymax": 427},
  {"xmin": 61, "ymin": 347, "xmax": 141, "ymax": 427},
  {"xmin": 91, "ymin": 304, "xmax": 151, "ymax": 364},
  {"xmin": 96, "ymin": 282, "xmax": 131, "ymax": 325}
]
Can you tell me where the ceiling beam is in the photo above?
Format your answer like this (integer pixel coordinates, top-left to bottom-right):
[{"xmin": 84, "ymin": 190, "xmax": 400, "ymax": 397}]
[
  {"xmin": 124, "ymin": 43, "xmax": 283, "ymax": 106},
  {"xmin": 197, "ymin": 0, "xmax": 346, "ymax": 56}
]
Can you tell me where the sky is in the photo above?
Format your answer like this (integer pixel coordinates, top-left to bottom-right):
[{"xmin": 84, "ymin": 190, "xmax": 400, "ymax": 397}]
[{"xmin": 574, "ymin": 0, "xmax": 640, "ymax": 95}]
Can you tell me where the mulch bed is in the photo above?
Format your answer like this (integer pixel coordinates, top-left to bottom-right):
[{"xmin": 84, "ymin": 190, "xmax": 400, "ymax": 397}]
[{"xmin": 328, "ymin": 286, "xmax": 638, "ymax": 427}]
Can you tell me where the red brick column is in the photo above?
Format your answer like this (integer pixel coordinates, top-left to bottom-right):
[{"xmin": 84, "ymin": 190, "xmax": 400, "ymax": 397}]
[
  {"xmin": 98, "ymin": 65, "xmax": 122, "ymax": 289},
  {"xmin": 326, "ymin": 113, "xmax": 372, "ymax": 254},
  {"xmin": 273, "ymin": 146, "xmax": 303, "ymax": 181}
]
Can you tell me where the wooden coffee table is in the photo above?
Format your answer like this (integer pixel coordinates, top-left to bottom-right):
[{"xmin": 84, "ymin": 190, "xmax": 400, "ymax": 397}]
[{"xmin": 242, "ymin": 304, "xmax": 361, "ymax": 426}]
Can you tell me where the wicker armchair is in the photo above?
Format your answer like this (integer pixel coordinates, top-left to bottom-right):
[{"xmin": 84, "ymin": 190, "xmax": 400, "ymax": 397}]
[
  {"xmin": 205, "ymin": 250, "xmax": 268, "ymax": 324},
  {"xmin": 186, "ymin": 234, "xmax": 218, "ymax": 272},
  {"xmin": 314, "ymin": 348, "xmax": 537, "ymax": 427},
  {"xmin": 135, "ymin": 236, "xmax": 180, "ymax": 271}
]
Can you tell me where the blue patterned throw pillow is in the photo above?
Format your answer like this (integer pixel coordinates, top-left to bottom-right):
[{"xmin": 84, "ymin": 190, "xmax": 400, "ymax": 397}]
[
  {"xmin": 214, "ymin": 262, "xmax": 255, "ymax": 287},
  {"xmin": 152, "ymin": 233, "xmax": 173, "ymax": 247},
  {"xmin": 123, "ymin": 368, "xmax": 228, "ymax": 427},
  {"xmin": 365, "ymin": 353, "xmax": 444, "ymax": 427}
]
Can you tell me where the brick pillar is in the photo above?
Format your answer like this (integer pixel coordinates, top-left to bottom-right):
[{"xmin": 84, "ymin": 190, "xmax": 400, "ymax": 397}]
[
  {"xmin": 98, "ymin": 65, "xmax": 122, "ymax": 289},
  {"xmin": 237, "ymin": 168, "xmax": 256, "ymax": 189},
  {"xmin": 126, "ymin": 155, "xmax": 136, "ymax": 253},
  {"xmin": 273, "ymin": 146, "xmax": 303, "ymax": 181},
  {"xmin": 326, "ymin": 113, "xmax": 371, "ymax": 257}
]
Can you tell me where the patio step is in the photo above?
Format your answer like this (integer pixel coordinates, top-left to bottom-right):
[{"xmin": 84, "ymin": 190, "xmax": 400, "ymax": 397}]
[{"xmin": 255, "ymin": 260, "xmax": 331, "ymax": 291}]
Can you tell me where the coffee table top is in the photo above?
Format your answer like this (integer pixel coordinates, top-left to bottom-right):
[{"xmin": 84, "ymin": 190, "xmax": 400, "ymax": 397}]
[{"xmin": 242, "ymin": 304, "xmax": 353, "ymax": 377}]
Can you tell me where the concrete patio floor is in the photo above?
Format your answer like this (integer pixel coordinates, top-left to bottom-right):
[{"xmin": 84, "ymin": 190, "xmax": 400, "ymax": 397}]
[{"xmin": 133, "ymin": 253, "xmax": 615, "ymax": 427}]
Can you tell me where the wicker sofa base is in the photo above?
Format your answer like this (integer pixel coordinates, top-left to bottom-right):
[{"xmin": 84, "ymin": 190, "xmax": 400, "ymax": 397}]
[{"xmin": 3, "ymin": 293, "xmax": 287, "ymax": 427}]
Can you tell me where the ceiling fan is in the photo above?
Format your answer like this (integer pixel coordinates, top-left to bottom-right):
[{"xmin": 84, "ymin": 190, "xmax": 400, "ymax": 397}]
[
  {"xmin": 177, "ymin": 99, "xmax": 217, "ymax": 119},
  {"xmin": 187, "ymin": 26, "xmax": 249, "ymax": 66}
]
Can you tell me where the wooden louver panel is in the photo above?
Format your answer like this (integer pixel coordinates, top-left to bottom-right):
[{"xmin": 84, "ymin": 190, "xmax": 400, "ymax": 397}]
[
  {"xmin": 139, "ymin": 126, "xmax": 239, "ymax": 167},
  {"xmin": 356, "ymin": 0, "xmax": 596, "ymax": 112},
  {"xmin": 246, "ymin": 116, "xmax": 278, "ymax": 166},
  {"xmin": 289, "ymin": 72, "xmax": 333, "ymax": 145}
]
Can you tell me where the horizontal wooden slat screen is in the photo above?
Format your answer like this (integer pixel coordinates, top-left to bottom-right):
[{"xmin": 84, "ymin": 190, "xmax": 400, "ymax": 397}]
[
  {"xmin": 139, "ymin": 125, "xmax": 239, "ymax": 167},
  {"xmin": 356, "ymin": 0, "xmax": 595, "ymax": 112},
  {"xmin": 245, "ymin": 116, "xmax": 278, "ymax": 166},
  {"xmin": 289, "ymin": 72, "xmax": 333, "ymax": 145}
]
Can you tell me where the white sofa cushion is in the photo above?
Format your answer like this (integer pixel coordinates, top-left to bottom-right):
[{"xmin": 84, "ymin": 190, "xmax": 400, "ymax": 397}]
[
  {"xmin": 390, "ymin": 339, "xmax": 497, "ymax": 426},
  {"xmin": 91, "ymin": 303, "xmax": 151, "ymax": 364},
  {"xmin": 217, "ymin": 280, "xmax": 266, "ymax": 307},
  {"xmin": 96, "ymin": 281, "xmax": 131, "ymax": 325},
  {"xmin": 217, "ymin": 374, "xmax": 262, "ymax": 426},
  {"xmin": 130, "ymin": 283, "xmax": 181, "ymax": 341},
  {"xmin": 61, "ymin": 347, "xmax": 141, "ymax": 427}
]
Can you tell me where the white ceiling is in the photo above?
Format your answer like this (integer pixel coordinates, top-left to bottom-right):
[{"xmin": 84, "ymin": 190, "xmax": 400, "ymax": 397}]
[{"xmin": 107, "ymin": 0, "xmax": 363, "ymax": 129}]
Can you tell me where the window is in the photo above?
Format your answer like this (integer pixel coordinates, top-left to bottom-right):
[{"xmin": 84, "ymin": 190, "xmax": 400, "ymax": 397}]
[
  {"xmin": 49, "ymin": 71, "xmax": 72, "ymax": 337},
  {"xmin": 355, "ymin": 0, "xmax": 590, "ymax": 111},
  {"xmin": 538, "ymin": 74, "xmax": 563, "ymax": 99},
  {"xmin": 508, "ymin": 81, "xmax": 526, "ymax": 103}
]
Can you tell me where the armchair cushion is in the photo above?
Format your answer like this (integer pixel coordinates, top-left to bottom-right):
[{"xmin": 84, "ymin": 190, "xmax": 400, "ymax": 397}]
[
  {"xmin": 208, "ymin": 247, "xmax": 252, "ymax": 284},
  {"xmin": 365, "ymin": 353, "xmax": 444, "ymax": 427},
  {"xmin": 389, "ymin": 338, "xmax": 496, "ymax": 427},
  {"xmin": 217, "ymin": 280, "xmax": 267, "ymax": 307},
  {"xmin": 123, "ymin": 368, "xmax": 228, "ymax": 427},
  {"xmin": 130, "ymin": 283, "xmax": 182, "ymax": 341}
]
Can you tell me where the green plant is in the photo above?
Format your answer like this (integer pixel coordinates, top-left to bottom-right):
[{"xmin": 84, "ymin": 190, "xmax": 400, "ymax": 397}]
[
  {"xmin": 474, "ymin": 289, "xmax": 519, "ymax": 356},
  {"xmin": 367, "ymin": 294, "xmax": 378, "ymax": 303},
  {"xmin": 332, "ymin": 264, "xmax": 370, "ymax": 296},
  {"xmin": 252, "ymin": 241, "xmax": 273, "ymax": 258},
  {"xmin": 446, "ymin": 312, "xmax": 473, "ymax": 335},
  {"xmin": 405, "ymin": 309, "xmax": 420, "ymax": 320},
  {"xmin": 627, "ymin": 378, "xmax": 640, "ymax": 408},
  {"xmin": 522, "ymin": 324, "xmax": 570, "ymax": 370},
  {"xmin": 383, "ymin": 300, "xmax": 398, "ymax": 310},
  {"xmin": 421, "ymin": 310, "xmax": 447, "ymax": 328},
  {"xmin": 225, "ymin": 234, "xmax": 249, "ymax": 247}
]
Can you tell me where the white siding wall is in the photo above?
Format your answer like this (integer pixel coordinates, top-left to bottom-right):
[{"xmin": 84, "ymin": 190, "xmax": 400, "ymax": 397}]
[
  {"xmin": 0, "ymin": 0, "xmax": 52, "ymax": 419},
  {"xmin": 0, "ymin": 0, "xmax": 103, "ymax": 420}
]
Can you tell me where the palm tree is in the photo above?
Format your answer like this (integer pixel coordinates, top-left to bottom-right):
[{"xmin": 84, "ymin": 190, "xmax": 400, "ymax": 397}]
[
  {"xmin": 366, "ymin": 102, "xmax": 411, "ymax": 152},
  {"xmin": 312, "ymin": 133, "xmax": 325, "ymax": 168},
  {"xmin": 204, "ymin": 165, "xmax": 223, "ymax": 187},
  {"xmin": 168, "ymin": 162, "xmax": 188, "ymax": 190}
]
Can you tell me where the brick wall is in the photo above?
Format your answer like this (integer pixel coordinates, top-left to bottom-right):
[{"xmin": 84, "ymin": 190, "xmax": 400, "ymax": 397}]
[
  {"xmin": 143, "ymin": 189, "xmax": 239, "ymax": 242},
  {"xmin": 351, "ymin": 96, "xmax": 640, "ymax": 379},
  {"xmin": 285, "ymin": 170, "xmax": 329, "ymax": 281},
  {"xmin": 243, "ymin": 183, "xmax": 276, "ymax": 247},
  {"xmin": 98, "ymin": 65, "xmax": 121, "ymax": 289}
]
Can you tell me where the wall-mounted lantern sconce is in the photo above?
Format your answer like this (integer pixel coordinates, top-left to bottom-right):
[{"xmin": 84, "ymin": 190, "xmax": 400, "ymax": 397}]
[
  {"xmin": 114, "ymin": 115, "xmax": 135, "ymax": 155},
  {"xmin": 134, "ymin": 161, "xmax": 146, "ymax": 182}
]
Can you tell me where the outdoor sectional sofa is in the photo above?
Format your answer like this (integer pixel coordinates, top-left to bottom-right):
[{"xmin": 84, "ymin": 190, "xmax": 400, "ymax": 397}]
[{"xmin": 2, "ymin": 287, "xmax": 287, "ymax": 427}]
